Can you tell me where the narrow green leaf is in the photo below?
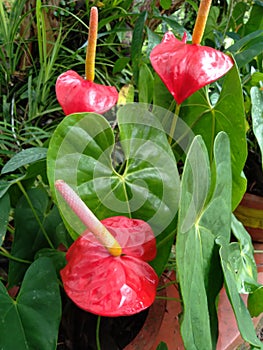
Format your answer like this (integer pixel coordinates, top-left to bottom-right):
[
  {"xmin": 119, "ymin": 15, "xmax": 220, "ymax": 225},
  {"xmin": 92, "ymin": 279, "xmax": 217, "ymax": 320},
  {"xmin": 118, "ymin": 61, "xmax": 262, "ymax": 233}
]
[
  {"xmin": 251, "ymin": 87, "xmax": 263, "ymax": 163},
  {"xmin": 113, "ymin": 57, "xmax": 130, "ymax": 74},
  {"xmin": 1, "ymin": 147, "xmax": 47, "ymax": 174},
  {"xmin": 139, "ymin": 63, "xmax": 154, "ymax": 104},
  {"xmin": 0, "ymin": 193, "xmax": 10, "ymax": 247},
  {"xmin": 176, "ymin": 132, "xmax": 232, "ymax": 349},
  {"xmin": 0, "ymin": 257, "xmax": 61, "ymax": 350},
  {"xmin": 228, "ymin": 30, "xmax": 263, "ymax": 67},
  {"xmin": 131, "ymin": 11, "xmax": 147, "ymax": 85}
]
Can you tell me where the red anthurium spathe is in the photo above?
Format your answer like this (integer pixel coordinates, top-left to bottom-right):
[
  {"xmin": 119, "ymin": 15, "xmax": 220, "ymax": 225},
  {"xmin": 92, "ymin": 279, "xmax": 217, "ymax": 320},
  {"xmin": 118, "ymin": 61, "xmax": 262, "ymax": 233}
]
[
  {"xmin": 56, "ymin": 70, "xmax": 118, "ymax": 115},
  {"xmin": 55, "ymin": 180, "xmax": 158, "ymax": 317},
  {"xmin": 60, "ymin": 216, "xmax": 158, "ymax": 317},
  {"xmin": 150, "ymin": 32, "xmax": 234, "ymax": 104},
  {"xmin": 56, "ymin": 7, "xmax": 118, "ymax": 115}
]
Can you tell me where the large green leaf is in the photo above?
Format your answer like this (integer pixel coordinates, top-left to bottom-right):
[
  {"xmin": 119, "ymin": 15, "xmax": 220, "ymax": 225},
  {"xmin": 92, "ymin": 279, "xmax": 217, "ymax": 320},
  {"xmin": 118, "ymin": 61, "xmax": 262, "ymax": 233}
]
[
  {"xmin": 251, "ymin": 86, "xmax": 263, "ymax": 162},
  {"xmin": 47, "ymin": 106, "xmax": 180, "ymax": 276},
  {"xmin": 179, "ymin": 63, "xmax": 247, "ymax": 209},
  {"xmin": 0, "ymin": 257, "xmax": 61, "ymax": 350},
  {"xmin": 8, "ymin": 188, "xmax": 65, "ymax": 286},
  {"xmin": 219, "ymin": 244, "xmax": 263, "ymax": 348},
  {"xmin": 176, "ymin": 132, "xmax": 232, "ymax": 349}
]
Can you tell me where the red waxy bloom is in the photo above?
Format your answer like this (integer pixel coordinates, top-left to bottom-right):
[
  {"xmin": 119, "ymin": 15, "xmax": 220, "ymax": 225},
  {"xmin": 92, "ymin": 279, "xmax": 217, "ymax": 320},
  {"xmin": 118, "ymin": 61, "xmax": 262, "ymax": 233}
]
[
  {"xmin": 60, "ymin": 216, "xmax": 158, "ymax": 316},
  {"xmin": 150, "ymin": 32, "xmax": 234, "ymax": 104},
  {"xmin": 56, "ymin": 70, "xmax": 118, "ymax": 115}
]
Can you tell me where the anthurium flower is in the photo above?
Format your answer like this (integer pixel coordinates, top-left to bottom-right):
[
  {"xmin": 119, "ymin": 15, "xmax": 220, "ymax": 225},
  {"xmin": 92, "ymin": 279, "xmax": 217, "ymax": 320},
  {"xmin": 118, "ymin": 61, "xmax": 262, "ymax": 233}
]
[
  {"xmin": 56, "ymin": 70, "xmax": 118, "ymax": 115},
  {"xmin": 55, "ymin": 180, "xmax": 158, "ymax": 317},
  {"xmin": 56, "ymin": 7, "xmax": 118, "ymax": 115},
  {"xmin": 60, "ymin": 216, "xmax": 158, "ymax": 317},
  {"xmin": 150, "ymin": 32, "xmax": 234, "ymax": 104}
]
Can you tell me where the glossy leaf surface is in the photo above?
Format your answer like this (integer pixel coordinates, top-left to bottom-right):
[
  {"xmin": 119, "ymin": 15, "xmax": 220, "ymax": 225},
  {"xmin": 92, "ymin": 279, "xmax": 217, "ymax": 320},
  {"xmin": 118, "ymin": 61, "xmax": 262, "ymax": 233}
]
[
  {"xmin": 56, "ymin": 70, "xmax": 118, "ymax": 115},
  {"xmin": 251, "ymin": 86, "xmax": 263, "ymax": 163},
  {"xmin": 176, "ymin": 132, "xmax": 231, "ymax": 349},
  {"xmin": 8, "ymin": 188, "xmax": 65, "ymax": 287},
  {"xmin": 150, "ymin": 32, "xmax": 233, "ymax": 104},
  {"xmin": 0, "ymin": 258, "xmax": 61, "ymax": 350},
  {"xmin": 61, "ymin": 216, "xmax": 158, "ymax": 316},
  {"xmin": 179, "ymin": 63, "xmax": 247, "ymax": 209},
  {"xmin": 47, "ymin": 104, "xmax": 180, "ymax": 276}
]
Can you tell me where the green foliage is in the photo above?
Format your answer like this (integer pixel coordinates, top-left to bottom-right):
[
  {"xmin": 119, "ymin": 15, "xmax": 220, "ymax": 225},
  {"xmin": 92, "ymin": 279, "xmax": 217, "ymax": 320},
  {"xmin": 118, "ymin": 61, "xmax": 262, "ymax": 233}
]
[
  {"xmin": 179, "ymin": 63, "xmax": 247, "ymax": 210},
  {"xmin": 176, "ymin": 132, "xmax": 231, "ymax": 349},
  {"xmin": 0, "ymin": 257, "xmax": 61, "ymax": 350},
  {"xmin": 0, "ymin": 193, "xmax": 10, "ymax": 247},
  {"xmin": 47, "ymin": 106, "xmax": 180, "ymax": 276},
  {"xmin": 1, "ymin": 0, "xmax": 263, "ymax": 348},
  {"xmin": 251, "ymin": 87, "xmax": 263, "ymax": 163}
]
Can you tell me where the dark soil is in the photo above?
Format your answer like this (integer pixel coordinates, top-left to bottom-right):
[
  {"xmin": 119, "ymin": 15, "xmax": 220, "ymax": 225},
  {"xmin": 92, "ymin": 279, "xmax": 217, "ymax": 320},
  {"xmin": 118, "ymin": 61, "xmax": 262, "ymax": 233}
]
[
  {"xmin": 244, "ymin": 150, "xmax": 263, "ymax": 196},
  {"xmin": 58, "ymin": 295, "xmax": 149, "ymax": 350}
]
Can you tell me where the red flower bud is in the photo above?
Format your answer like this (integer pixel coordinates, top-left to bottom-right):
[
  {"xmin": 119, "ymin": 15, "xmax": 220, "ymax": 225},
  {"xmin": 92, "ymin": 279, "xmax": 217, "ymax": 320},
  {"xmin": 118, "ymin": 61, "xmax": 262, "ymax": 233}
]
[
  {"xmin": 56, "ymin": 70, "xmax": 118, "ymax": 115},
  {"xmin": 150, "ymin": 32, "xmax": 234, "ymax": 104},
  {"xmin": 60, "ymin": 216, "xmax": 158, "ymax": 316}
]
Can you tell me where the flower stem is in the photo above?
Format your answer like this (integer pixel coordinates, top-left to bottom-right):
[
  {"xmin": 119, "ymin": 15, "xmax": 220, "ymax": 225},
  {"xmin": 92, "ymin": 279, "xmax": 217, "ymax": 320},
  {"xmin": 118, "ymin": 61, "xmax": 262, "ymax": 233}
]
[
  {"xmin": 85, "ymin": 6, "xmax": 98, "ymax": 81},
  {"xmin": 168, "ymin": 103, "xmax": 181, "ymax": 144},
  {"xmin": 192, "ymin": 0, "xmax": 212, "ymax": 45},
  {"xmin": 96, "ymin": 316, "xmax": 101, "ymax": 350},
  {"xmin": 55, "ymin": 180, "xmax": 122, "ymax": 257}
]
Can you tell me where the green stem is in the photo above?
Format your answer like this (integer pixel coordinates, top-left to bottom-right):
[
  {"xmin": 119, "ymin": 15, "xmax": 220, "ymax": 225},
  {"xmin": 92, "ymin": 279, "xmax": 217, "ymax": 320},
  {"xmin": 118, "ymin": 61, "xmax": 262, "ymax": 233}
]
[
  {"xmin": 0, "ymin": 247, "xmax": 32, "ymax": 264},
  {"xmin": 96, "ymin": 316, "xmax": 101, "ymax": 350},
  {"xmin": 168, "ymin": 103, "xmax": 181, "ymax": 145},
  {"xmin": 17, "ymin": 181, "xmax": 55, "ymax": 249}
]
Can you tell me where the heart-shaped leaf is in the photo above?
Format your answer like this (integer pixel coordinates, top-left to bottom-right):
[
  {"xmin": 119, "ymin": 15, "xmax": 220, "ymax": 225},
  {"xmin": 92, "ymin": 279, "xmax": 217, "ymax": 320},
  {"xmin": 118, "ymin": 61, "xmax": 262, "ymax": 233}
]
[
  {"xmin": 56, "ymin": 70, "xmax": 118, "ymax": 115},
  {"xmin": 179, "ymin": 62, "xmax": 247, "ymax": 210},
  {"xmin": 61, "ymin": 216, "xmax": 158, "ymax": 316},
  {"xmin": 0, "ymin": 257, "xmax": 61, "ymax": 350},
  {"xmin": 150, "ymin": 32, "xmax": 233, "ymax": 104},
  {"xmin": 47, "ymin": 104, "xmax": 180, "ymax": 275}
]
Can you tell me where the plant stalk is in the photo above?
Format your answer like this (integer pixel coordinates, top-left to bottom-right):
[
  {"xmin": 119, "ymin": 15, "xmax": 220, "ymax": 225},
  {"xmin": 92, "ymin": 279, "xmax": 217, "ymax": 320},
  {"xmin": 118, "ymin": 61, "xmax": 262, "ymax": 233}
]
[
  {"xmin": 85, "ymin": 7, "xmax": 98, "ymax": 81},
  {"xmin": 192, "ymin": 0, "xmax": 212, "ymax": 45},
  {"xmin": 55, "ymin": 180, "xmax": 122, "ymax": 257}
]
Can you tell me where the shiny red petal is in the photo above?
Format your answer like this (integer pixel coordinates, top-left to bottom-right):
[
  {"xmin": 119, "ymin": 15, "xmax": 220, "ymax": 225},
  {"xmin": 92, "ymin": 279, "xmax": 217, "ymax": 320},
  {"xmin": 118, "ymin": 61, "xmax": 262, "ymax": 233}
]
[
  {"xmin": 60, "ymin": 231, "xmax": 158, "ymax": 316},
  {"xmin": 101, "ymin": 216, "xmax": 157, "ymax": 261},
  {"xmin": 150, "ymin": 32, "xmax": 234, "ymax": 104},
  {"xmin": 56, "ymin": 70, "xmax": 118, "ymax": 115}
]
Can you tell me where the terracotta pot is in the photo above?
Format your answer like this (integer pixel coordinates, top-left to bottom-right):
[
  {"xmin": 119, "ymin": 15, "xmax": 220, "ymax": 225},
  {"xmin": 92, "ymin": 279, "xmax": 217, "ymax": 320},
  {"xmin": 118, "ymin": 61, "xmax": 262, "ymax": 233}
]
[
  {"xmin": 234, "ymin": 192, "xmax": 263, "ymax": 242},
  {"xmin": 126, "ymin": 271, "xmax": 184, "ymax": 350},
  {"xmin": 124, "ymin": 277, "xmax": 167, "ymax": 350}
]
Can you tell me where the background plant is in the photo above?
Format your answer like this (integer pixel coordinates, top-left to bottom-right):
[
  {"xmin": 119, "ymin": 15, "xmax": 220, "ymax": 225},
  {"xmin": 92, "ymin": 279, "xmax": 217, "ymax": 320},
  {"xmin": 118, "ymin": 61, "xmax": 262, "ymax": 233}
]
[{"xmin": 0, "ymin": 0, "xmax": 263, "ymax": 349}]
